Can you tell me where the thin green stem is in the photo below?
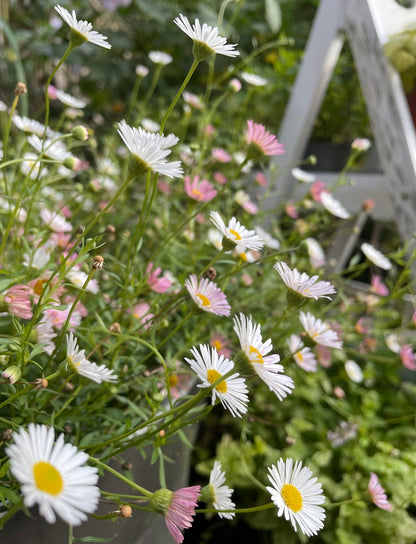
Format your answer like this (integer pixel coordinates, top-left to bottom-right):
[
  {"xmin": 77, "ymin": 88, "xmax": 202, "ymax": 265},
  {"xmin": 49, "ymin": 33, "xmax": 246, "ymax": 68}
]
[
  {"xmin": 90, "ymin": 457, "xmax": 153, "ymax": 499},
  {"xmin": 159, "ymin": 58, "xmax": 199, "ymax": 133}
]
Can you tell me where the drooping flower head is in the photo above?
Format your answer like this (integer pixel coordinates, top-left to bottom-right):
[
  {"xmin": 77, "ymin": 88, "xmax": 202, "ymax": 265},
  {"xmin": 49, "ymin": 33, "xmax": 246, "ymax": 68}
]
[
  {"xmin": 266, "ymin": 458, "xmax": 326, "ymax": 537},
  {"xmin": 210, "ymin": 211, "xmax": 264, "ymax": 253},
  {"xmin": 173, "ymin": 14, "xmax": 239, "ymax": 61},
  {"xmin": 368, "ymin": 472, "xmax": 393, "ymax": 511},
  {"xmin": 361, "ymin": 243, "xmax": 392, "ymax": 271},
  {"xmin": 245, "ymin": 120, "xmax": 285, "ymax": 158},
  {"xmin": 54, "ymin": 5, "xmax": 111, "ymax": 49},
  {"xmin": 320, "ymin": 191, "xmax": 350, "ymax": 219},
  {"xmin": 200, "ymin": 460, "xmax": 235, "ymax": 519},
  {"xmin": 184, "ymin": 344, "xmax": 248, "ymax": 417},
  {"xmin": 185, "ymin": 274, "xmax": 231, "ymax": 316},
  {"xmin": 146, "ymin": 262, "xmax": 172, "ymax": 293},
  {"xmin": 274, "ymin": 261, "xmax": 336, "ymax": 306},
  {"xmin": 66, "ymin": 332, "xmax": 117, "ymax": 383},
  {"xmin": 150, "ymin": 485, "xmax": 201, "ymax": 543},
  {"xmin": 6, "ymin": 424, "xmax": 100, "ymax": 525},
  {"xmin": 117, "ymin": 120, "xmax": 183, "ymax": 179},
  {"xmin": 233, "ymin": 313, "xmax": 294, "ymax": 401},
  {"xmin": 2, "ymin": 284, "xmax": 33, "ymax": 319},
  {"xmin": 299, "ymin": 311, "xmax": 342, "ymax": 349}
]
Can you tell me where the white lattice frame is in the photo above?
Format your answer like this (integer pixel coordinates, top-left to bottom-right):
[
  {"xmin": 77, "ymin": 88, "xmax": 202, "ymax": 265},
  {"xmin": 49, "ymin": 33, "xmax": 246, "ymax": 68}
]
[{"xmin": 274, "ymin": 0, "xmax": 416, "ymax": 239}]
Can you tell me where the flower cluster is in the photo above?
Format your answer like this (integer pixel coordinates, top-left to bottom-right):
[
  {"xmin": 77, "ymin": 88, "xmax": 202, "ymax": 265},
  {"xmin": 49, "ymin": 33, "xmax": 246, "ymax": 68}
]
[{"xmin": 0, "ymin": 4, "xmax": 410, "ymax": 544}]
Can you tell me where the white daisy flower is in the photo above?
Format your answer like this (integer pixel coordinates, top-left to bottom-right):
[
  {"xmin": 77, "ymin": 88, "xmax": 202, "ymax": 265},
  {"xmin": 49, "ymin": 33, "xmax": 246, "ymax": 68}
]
[
  {"xmin": 344, "ymin": 359, "xmax": 363, "ymax": 383},
  {"xmin": 35, "ymin": 315, "xmax": 57, "ymax": 356},
  {"xmin": 185, "ymin": 274, "xmax": 231, "ymax": 317},
  {"xmin": 233, "ymin": 313, "xmax": 294, "ymax": 401},
  {"xmin": 141, "ymin": 118, "xmax": 160, "ymax": 133},
  {"xmin": 361, "ymin": 243, "xmax": 392, "ymax": 271},
  {"xmin": 135, "ymin": 64, "xmax": 149, "ymax": 77},
  {"xmin": 27, "ymin": 134, "xmax": 71, "ymax": 162},
  {"xmin": 209, "ymin": 461, "xmax": 235, "ymax": 519},
  {"xmin": 54, "ymin": 5, "xmax": 111, "ymax": 49},
  {"xmin": 288, "ymin": 335, "xmax": 317, "ymax": 372},
  {"xmin": 304, "ymin": 237, "xmax": 325, "ymax": 268},
  {"xmin": 351, "ymin": 138, "xmax": 371, "ymax": 151},
  {"xmin": 210, "ymin": 211, "xmax": 264, "ymax": 252},
  {"xmin": 299, "ymin": 311, "xmax": 342, "ymax": 349},
  {"xmin": 21, "ymin": 153, "xmax": 48, "ymax": 180},
  {"xmin": 274, "ymin": 261, "xmax": 336, "ymax": 301},
  {"xmin": 40, "ymin": 209, "xmax": 72, "ymax": 233},
  {"xmin": 55, "ymin": 89, "xmax": 87, "ymax": 109},
  {"xmin": 254, "ymin": 226, "xmax": 280, "ymax": 250},
  {"xmin": 184, "ymin": 344, "xmax": 248, "ymax": 418},
  {"xmin": 291, "ymin": 167, "xmax": 316, "ymax": 183},
  {"xmin": 241, "ymin": 72, "xmax": 267, "ymax": 86},
  {"xmin": 320, "ymin": 191, "xmax": 350, "ymax": 219},
  {"xmin": 266, "ymin": 458, "xmax": 326, "ymax": 537},
  {"xmin": 66, "ymin": 332, "xmax": 117, "ymax": 384},
  {"xmin": 207, "ymin": 228, "xmax": 223, "ymax": 251},
  {"xmin": 12, "ymin": 115, "xmax": 46, "ymax": 136},
  {"xmin": 174, "ymin": 14, "xmax": 239, "ymax": 59},
  {"xmin": 148, "ymin": 50, "xmax": 173, "ymax": 65},
  {"xmin": 0, "ymin": 100, "xmax": 7, "ymax": 111},
  {"xmin": 66, "ymin": 269, "xmax": 99, "ymax": 293},
  {"xmin": 5, "ymin": 423, "xmax": 100, "ymax": 525},
  {"xmin": 117, "ymin": 120, "xmax": 183, "ymax": 179}
]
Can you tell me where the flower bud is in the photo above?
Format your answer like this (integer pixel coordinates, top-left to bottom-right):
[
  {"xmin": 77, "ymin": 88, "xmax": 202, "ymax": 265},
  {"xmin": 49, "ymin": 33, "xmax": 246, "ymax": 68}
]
[
  {"xmin": 72, "ymin": 125, "xmax": 89, "ymax": 141},
  {"xmin": 2, "ymin": 365, "xmax": 22, "ymax": 384}
]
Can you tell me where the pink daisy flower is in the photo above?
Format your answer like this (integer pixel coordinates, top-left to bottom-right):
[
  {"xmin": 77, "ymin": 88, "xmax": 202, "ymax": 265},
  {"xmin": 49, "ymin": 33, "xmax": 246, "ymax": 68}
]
[
  {"xmin": 146, "ymin": 263, "xmax": 172, "ymax": 293},
  {"xmin": 245, "ymin": 120, "xmax": 285, "ymax": 157},
  {"xmin": 210, "ymin": 332, "xmax": 232, "ymax": 358},
  {"xmin": 212, "ymin": 148, "xmax": 231, "ymax": 163},
  {"xmin": 214, "ymin": 171, "xmax": 227, "ymax": 185},
  {"xmin": 368, "ymin": 473, "xmax": 393, "ymax": 511},
  {"xmin": 131, "ymin": 302, "xmax": 154, "ymax": 330},
  {"xmin": 184, "ymin": 175, "xmax": 217, "ymax": 202},
  {"xmin": 400, "ymin": 344, "xmax": 416, "ymax": 371},
  {"xmin": 3, "ymin": 284, "xmax": 33, "ymax": 319},
  {"xmin": 310, "ymin": 181, "xmax": 328, "ymax": 203},
  {"xmin": 370, "ymin": 274, "xmax": 390, "ymax": 296},
  {"xmin": 285, "ymin": 200, "xmax": 299, "ymax": 219},
  {"xmin": 150, "ymin": 485, "xmax": 200, "ymax": 543},
  {"xmin": 185, "ymin": 274, "xmax": 231, "ymax": 316}
]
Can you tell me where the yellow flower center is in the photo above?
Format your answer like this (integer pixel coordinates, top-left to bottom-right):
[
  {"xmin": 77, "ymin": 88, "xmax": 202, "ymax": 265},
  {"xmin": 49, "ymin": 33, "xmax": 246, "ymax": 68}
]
[
  {"xmin": 33, "ymin": 461, "xmax": 64, "ymax": 495},
  {"xmin": 229, "ymin": 229, "xmax": 242, "ymax": 240},
  {"xmin": 196, "ymin": 293, "xmax": 211, "ymax": 307},
  {"xmin": 191, "ymin": 189, "xmax": 203, "ymax": 199},
  {"xmin": 169, "ymin": 374, "xmax": 179, "ymax": 387},
  {"xmin": 212, "ymin": 339, "xmax": 223, "ymax": 351},
  {"xmin": 34, "ymin": 279, "xmax": 47, "ymax": 296},
  {"xmin": 207, "ymin": 369, "xmax": 227, "ymax": 393},
  {"xmin": 296, "ymin": 352, "xmax": 304, "ymax": 363},
  {"xmin": 281, "ymin": 483, "xmax": 303, "ymax": 512},
  {"xmin": 249, "ymin": 345, "xmax": 264, "ymax": 364}
]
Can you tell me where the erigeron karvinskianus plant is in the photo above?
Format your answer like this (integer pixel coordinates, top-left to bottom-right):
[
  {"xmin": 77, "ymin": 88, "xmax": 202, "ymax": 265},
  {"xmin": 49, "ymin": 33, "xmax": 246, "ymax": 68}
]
[{"xmin": 0, "ymin": 4, "xmax": 414, "ymax": 544}]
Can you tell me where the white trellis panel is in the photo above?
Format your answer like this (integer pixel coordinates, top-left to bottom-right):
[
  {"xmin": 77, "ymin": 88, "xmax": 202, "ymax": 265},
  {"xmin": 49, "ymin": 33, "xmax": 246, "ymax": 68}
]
[{"xmin": 274, "ymin": 0, "xmax": 416, "ymax": 240}]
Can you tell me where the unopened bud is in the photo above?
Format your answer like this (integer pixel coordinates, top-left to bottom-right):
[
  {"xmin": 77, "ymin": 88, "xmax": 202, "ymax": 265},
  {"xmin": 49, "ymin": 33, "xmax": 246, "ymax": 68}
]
[
  {"xmin": 72, "ymin": 125, "xmax": 89, "ymax": 141},
  {"xmin": 2, "ymin": 365, "xmax": 21, "ymax": 384},
  {"xmin": 106, "ymin": 224, "xmax": 116, "ymax": 234},
  {"xmin": 63, "ymin": 156, "xmax": 81, "ymax": 170}
]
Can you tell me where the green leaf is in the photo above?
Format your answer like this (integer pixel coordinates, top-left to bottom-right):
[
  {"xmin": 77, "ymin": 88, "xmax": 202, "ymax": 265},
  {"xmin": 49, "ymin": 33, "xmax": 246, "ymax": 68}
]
[{"xmin": 265, "ymin": 0, "xmax": 282, "ymax": 34}]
